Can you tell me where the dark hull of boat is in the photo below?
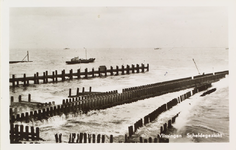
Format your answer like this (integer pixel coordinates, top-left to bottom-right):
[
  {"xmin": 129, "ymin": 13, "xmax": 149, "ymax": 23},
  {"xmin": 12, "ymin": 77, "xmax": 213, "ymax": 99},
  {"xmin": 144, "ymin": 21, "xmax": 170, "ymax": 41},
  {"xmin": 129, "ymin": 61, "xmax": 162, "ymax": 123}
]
[{"xmin": 66, "ymin": 58, "xmax": 95, "ymax": 64}]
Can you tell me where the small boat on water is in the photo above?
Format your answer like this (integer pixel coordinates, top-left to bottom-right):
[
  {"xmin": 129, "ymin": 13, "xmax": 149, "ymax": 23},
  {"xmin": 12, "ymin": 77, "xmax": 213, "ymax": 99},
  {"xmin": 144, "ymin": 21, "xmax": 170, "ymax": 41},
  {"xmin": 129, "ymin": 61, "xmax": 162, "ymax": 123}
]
[
  {"xmin": 66, "ymin": 57, "xmax": 95, "ymax": 64},
  {"xmin": 66, "ymin": 48, "xmax": 95, "ymax": 64}
]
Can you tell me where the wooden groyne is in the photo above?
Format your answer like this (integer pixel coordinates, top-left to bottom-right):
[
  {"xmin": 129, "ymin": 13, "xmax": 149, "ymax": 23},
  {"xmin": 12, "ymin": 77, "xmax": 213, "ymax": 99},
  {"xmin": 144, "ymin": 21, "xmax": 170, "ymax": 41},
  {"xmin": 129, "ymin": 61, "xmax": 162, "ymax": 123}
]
[
  {"xmin": 10, "ymin": 124, "xmax": 40, "ymax": 143},
  {"xmin": 64, "ymin": 132, "xmax": 169, "ymax": 143},
  {"xmin": 10, "ymin": 94, "xmax": 55, "ymax": 116},
  {"xmin": 126, "ymin": 83, "xmax": 210, "ymax": 142},
  {"xmin": 127, "ymin": 86, "xmax": 198, "ymax": 139},
  {"xmin": 68, "ymin": 87, "xmax": 118, "ymax": 97},
  {"xmin": 10, "ymin": 70, "xmax": 228, "ymax": 124},
  {"xmin": 9, "ymin": 64, "xmax": 149, "ymax": 87}
]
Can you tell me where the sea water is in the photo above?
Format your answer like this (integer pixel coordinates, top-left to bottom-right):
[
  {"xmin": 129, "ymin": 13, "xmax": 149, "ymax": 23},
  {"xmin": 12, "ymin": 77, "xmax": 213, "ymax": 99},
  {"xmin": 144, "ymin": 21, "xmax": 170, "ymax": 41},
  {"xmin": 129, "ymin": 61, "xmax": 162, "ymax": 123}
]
[{"xmin": 9, "ymin": 47, "xmax": 228, "ymax": 143}]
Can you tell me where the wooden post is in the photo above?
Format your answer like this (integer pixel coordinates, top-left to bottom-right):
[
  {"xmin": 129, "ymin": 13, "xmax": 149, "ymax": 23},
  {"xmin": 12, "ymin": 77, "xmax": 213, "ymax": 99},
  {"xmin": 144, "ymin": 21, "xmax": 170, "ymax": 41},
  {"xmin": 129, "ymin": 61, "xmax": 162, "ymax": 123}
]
[
  {"xmin": 77, "ymin": 88, "xmax": 79, "ymax": 96},
  {"xmin": 147, "ymin": 64, "xmax": 149, "ymax": 71},
  {"xmin": 92, "ymin": 134, "xmax": 96, "ymax": 143},
  {"xmin": 25, "ymin": 126, "xmax": 29, "ymax": 141},
  {"xmin": 92, "ymin": 68, "xmax": 95, "ymax": 77},
  {"xmin": 59, "ymin": 133, "xmax": 62, "ymax": 143},
  {"xmin": 125, "ymin": 134, "xmax": 128, "ymax": 143},
  {"xmin": 110, "ymin": 135, "xmax": 113, "ymax": 143},
  {"xmin": 164, "ymin": 123, "xmax": 167, "ymax": 133},
  {"xmin": 20, "ymin": 125, "xmax": 24, "ymax": 141},
  {"xmin": 140, "ymin": 137, "xmax": 143, "ymax": 143},
  {"xmin": 36, "ymin": 72, "xmax": 39, "ymax": 84},
  {"xmin": 46, "ymin": 71, "xmax": 48, "ymax": 83},
  {"xmin": 55, "ymin": 70, "xmax": 58, "ymax": 82},
  {"xmin": 85, "ymin": 68, "xmax": 88, "ymax": 79},
  {"xmin": 149, "ymin": 137, "xmax": 152, "ymax": 143},
  {"xmin": 69, "ymin": 88, "xmax": 72, "ymax": 97},
  {"xmin": 12, "ymin": 75, "xmax": 15, "ymax": 87},
  {"xmin": 31, "ymin": 126, "xmax": 35, "ymax": 141},
  {"xmin": 79, "ymin": 133, "xmax": 83, "ymax": 143},
  {"xmin": 88, "ymin": 134, "xmax": 91, "ymax": 143},
  {"xmin": 172, "ymin": 116, "xmax": 176, "ymax": 123},
  {"xmin": 104, "ymin": 67, "xmax": 107, "ymax": 77},
  {"xmin": 136, "ymin": 64, "xmax": 139, "ymax": 73},
  {"xmin": 160, "ymin": 126, "xmax": 163, "ymax": 133},
  {"xmin": 52, "ymin": 71, "xmax": 55, "ymax": 82},
  {"xmin": 23, "ymin": 74, "xmax": 27, "ymax": 86},
  {"xmin": 141, "ymin": 64, "xmax": 144, "ymax": 72},
  {"xmin": 132, "ymin": 64, "xmax": 135, "ymax": 73},
  {"xmin": 55, "ymin": 134, "xmax": 59, "ymax": 143},
  {"xmin": 110, "ymin": 66, "xmax": 113, "ymax": 75},
  {"xmin": 34, "ymin": 74, "xmax": 37, "ymax": 84},
  {"xmin": 98, "ymin": 68, "xmax": 101, "ymax": 77},
  {"xmin": 62, "ymin": 70, "xmax": 65, "ymax": 81},
  {"xmin": 18, "ymin": 95, "xmax": 22, "ymax": 102},
  {"xmin": 102, "ymin": 135, "xmax": 105, "ymax": 143},
  {"xmin": 36, "ymin": 127, "xmax": 40, "ymax": 141},
  {"xmin": 76, "ymin": 134, "xmax": 80, "ymax": 143},
  {"xmin": 84, "ymin": 133, "xmax": 87, "ymax": 143},
  {"xmin": 82, "ymin": 87, "xmax": 85, "ymax": 93},
  {"xmin": 14, "ymin": 124, "xmax": 19, "ymax": 142},
  {"xmin": 11, "ymin": 96, "xmax": 14, "ymax": 104},
  {"xmin": 122, "ymin": 65, "xmax": 125, "ymax": 75},
  {"xmin": 28, "ymin": 94, "xmax": 31, "ymax": 102},
  {"xmin": 116, "ymin": 66, "xmax": 119, "ymax": 75},
  {"xmin": 126, "ymin": 65, "xmax": 130, "ymax": 74},
  {"xmin": 168, "ymin": 120, "xmax": 172, "ymax": 128},
  {"xmin": 128, "ymin": 126, "xmax": 133, "ymax": 137},
  {"xmin": 70, "ymin": 69, "xmax": 73, "ymax": 80},
  {"xmin": 89, "ymin": 87, "xmax": 92, "ymax": 92},
  {"xmin": 97, "ymin": 134, "xmax": 101, "ymax": 143},
  {"xmin": 43, "ymin": 72, "xmax": 46, "ymax": 83}
]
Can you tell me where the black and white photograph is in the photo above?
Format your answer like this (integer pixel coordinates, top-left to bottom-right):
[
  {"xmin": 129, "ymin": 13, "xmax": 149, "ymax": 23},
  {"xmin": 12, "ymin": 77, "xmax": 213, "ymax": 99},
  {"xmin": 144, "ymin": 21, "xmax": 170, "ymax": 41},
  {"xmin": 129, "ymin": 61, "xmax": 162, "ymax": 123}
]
[{"xmin": 1, "ymin": 0, "xmax": 236, "ymax": 149}]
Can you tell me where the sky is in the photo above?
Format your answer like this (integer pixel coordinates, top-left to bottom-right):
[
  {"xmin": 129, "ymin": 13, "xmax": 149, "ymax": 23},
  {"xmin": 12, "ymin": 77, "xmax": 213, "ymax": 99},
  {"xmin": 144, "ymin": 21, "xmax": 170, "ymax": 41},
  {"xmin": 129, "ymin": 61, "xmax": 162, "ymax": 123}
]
[{"xmin": 9, "ymin": 7, "xmax": 228, "ymax": 49}]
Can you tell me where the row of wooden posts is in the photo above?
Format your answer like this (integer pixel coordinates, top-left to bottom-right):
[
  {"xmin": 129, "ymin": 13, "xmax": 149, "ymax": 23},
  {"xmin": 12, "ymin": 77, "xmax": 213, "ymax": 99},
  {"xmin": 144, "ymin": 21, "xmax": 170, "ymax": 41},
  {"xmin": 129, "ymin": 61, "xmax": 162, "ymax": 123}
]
[
  {"xmin": 10, "ymin": 124, "xmax": 40, "ymax": 143},
  {"xmin": 122, "ymin": 71, "xmax": 228, "ymax": 93},
  {"xmin": 56, "ymin": 110, "xmax": 182, "ymax": 143},
  {"xmin": 9, "ymin": 71, "xmax": 228, "ymax": 143},
  {"xmin": 56, "ymin": 132, "xmax": 170, "ymax": 143},
  {"xmin": 9, "ymin": 64, "xmax": 149, "ymax": 87},
  {"xmin": 68, "ymin": 86, "xmax": 118, "ymax": 97},
  {"xmin": 127, "ymin": 84, "xmax": 202, "ymax": 138},
  {"xmin": 10, "ymin": 71, "xmax": 228, "ymax": 124},
  {"xmin": 10, "ymin": 94, "xmax": 55, "ymax": 106}
]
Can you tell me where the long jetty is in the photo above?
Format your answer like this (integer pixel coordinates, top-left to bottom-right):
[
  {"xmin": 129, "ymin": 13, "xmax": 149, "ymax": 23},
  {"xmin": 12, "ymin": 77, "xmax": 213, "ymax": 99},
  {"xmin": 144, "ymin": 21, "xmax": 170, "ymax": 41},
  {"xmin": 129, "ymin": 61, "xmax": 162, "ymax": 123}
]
[
  {"xmin": 10, "ymin": 70, "xmax": 228, "ymax": 124},
  {"xmin": 9, "ymin": 64, "xmax": 149, "ymax": 87}
]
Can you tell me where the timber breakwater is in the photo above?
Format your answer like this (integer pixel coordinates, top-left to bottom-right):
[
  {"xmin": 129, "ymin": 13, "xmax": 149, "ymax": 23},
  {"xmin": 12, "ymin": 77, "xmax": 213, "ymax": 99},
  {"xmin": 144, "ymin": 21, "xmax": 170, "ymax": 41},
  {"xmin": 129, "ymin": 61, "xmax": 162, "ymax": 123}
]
[
  {"xmin": 9, "ymin": 68, "xmax": 229, "ymax": 143},
  {"xmin": 9, "ymin": 64, "xmax": 149, "ymax": 87}
]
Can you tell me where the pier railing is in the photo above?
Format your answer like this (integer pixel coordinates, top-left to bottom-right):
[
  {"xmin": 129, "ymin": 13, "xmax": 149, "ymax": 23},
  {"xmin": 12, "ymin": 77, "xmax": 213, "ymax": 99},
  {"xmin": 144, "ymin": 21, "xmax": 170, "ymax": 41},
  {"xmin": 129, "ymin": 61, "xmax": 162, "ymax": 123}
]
[{"xmin": 9, "ymin": 64, "xmax": 149, "ymax": 87}]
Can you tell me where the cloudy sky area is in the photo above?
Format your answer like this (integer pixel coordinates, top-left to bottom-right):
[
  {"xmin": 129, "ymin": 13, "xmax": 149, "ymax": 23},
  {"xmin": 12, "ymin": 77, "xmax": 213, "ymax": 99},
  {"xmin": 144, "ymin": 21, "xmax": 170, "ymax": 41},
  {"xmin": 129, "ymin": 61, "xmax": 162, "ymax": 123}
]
[{"xmin": 10, "ymin": 7, "xmax": 228, "ymax": 49}]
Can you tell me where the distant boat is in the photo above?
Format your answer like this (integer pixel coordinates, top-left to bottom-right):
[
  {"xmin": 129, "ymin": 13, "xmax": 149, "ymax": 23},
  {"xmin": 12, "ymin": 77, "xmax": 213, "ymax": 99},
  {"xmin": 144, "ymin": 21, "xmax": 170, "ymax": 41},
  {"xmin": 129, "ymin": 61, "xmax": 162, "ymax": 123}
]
[
  {"xmin": 66, "ymin": 48, "xmax": 95, "ymax": 64},
  {"xmin": 9, "ymin": 51, "xmax": 33, "ymax": 64},
  {"xmin": 64, "ymin": 48, "xmax": 70, "ymax": 50},
  {"xmin": 154, "ymin": 48, "xmax": 161, "ymax": 50}
]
